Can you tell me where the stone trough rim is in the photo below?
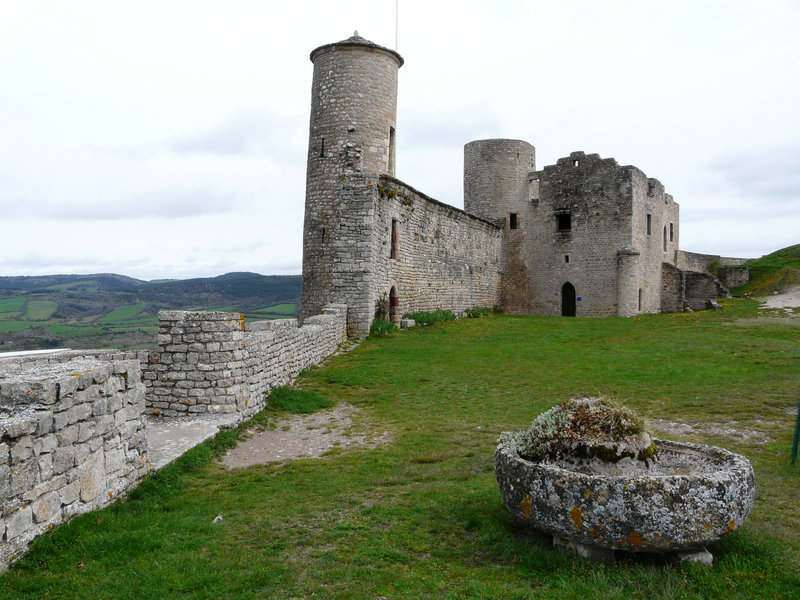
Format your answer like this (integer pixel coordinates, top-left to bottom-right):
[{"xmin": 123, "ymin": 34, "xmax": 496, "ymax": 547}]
[{"xmin": 495, "ymin": 436, "xmax": 756, "ymax": 553}]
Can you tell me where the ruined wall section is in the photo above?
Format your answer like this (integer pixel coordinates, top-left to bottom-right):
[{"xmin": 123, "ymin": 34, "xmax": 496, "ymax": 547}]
[
  {"xmin": 524, "ymin": 152, "xmax": 636, "ymax": 316},
  {"xmin": 678, "ymin": 251, "xmax": 751, "ymax": 272},
  {"xmin": 1, "ymin": 352, "xmax": 147, "ymax": 572},
  {"xmin": 629, "ymin": 170, "xmax": 680, "ymax": 313},
  {"xmin": 145, "ymin": 306, "xmax": 347, "ymax": 418},
  {"xmin": 369, "ymin": 176, "xmax": 502, "ymax": 328}
]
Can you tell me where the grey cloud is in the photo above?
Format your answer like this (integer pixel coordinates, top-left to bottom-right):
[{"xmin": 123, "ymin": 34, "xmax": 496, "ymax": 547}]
[
  {"xmin": 167, "ymin": 107, "xmax": 304, "ymax": 157},
  {"xmin": 401, "ymin": 105, "xmax": 504, "ymax": 148},
  {"xmin": 709, "ymin": 147, "xmax": 800, "ymax": 203},
  {"xmin": 0, "ymin": 187, "xmax": 239, "ymax": 221}
]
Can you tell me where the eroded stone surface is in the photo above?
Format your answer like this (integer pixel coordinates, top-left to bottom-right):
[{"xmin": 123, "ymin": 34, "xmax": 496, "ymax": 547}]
[{"xmin": 496, "ymin": 438, "xmax": 755, "ymax": 552}]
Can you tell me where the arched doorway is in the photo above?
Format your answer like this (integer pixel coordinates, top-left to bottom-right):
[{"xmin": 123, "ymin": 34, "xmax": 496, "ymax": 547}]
[
  {"xmin": 389, "ymin": 286, "xmax": 398, "ymax": 323},
  {"xmin": 561, "ymin": 282, "xmax": 576, "ymax": 317}
]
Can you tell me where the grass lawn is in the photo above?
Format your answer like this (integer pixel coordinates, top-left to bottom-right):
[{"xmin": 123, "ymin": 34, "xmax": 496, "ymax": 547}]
[{"xmin": 2, "ymin": 298, "xmax": 799, "ymax": 599}]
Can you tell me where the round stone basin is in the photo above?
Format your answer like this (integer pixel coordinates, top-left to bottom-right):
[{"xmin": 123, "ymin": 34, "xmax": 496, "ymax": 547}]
[{"xmin": 495, "ymin": 438, "xmax": 755, "ymax": 552}]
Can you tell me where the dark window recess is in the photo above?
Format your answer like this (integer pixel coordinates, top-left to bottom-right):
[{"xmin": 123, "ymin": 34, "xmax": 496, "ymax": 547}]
[
  {"xmin": 663, "ymin": 226, "xmax": 668, "ymax": 251},
  {"xmin": 321, "ymin": 228, "xmax": 325, "ymax": 243},
  {"xmin": 646, "ymin": 214, "xmax": 652, "ymax": 235},
  {"xmin": 319, "ymin": 137, "xmax": 325, "ymax": 158},
  {"xmin": 509, "ymin": 213, "xmax": 518, "ymax": 229},
  {"xmin": 564, "ymin": 255, "xmax": 570, "ymax": 263},
  {"xmin": 638, "ymin": 289, "xmax": 643, "ymax": 311},
  {"xmin": 556, "ymin": 213, "xmax": 571, "ymax": 232},
  {"xmin": 648, "ymin": 182, "xmax": 655, "ymax": 196},
  {"xmin": 390, "ymin": 219, "xmax": 399, "ymax": 259},
  {"xmin": 388, "ymin": 127, "xmax": 396, "ymax": 175},
  {"xmin": 670, "ymin": 222, "xmax": 674, "ymax": 242},
  {"xmin": 573, "ymin": 160, "xmax": 579, "ymax": 167}
]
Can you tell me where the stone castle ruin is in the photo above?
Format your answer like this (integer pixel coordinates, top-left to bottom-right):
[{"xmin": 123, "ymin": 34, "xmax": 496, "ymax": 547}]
[
  {"xmin": 1, "ymin": 32, "xmax": 749, "ymax": 570},
  {"xmin": 299, "ymin": 33, "xmax": 745, "ymax": 336}
]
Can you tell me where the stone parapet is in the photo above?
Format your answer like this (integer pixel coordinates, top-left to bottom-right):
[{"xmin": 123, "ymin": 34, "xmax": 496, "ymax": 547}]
[
  {"xmin": 0, "ymin": 353, "xmax": 147, "ymax": 572},
  {"xmin": 144, "ymin": 305, "xmax": 347, "ymax": 419}
]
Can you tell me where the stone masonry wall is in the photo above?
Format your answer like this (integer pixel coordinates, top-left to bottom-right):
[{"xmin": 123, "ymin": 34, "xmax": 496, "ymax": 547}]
[
  {"xmin": 301, "ymin": 35, "xmax": 402, "ymax": 321},
  {"xmin": 523, "ymin": 152, "xmax": 636, "ymax": 316},
  {"xmin": 370, "ymin": 175, "xmax": 502, "ymax": 329},
  {"xmin": 678, "ymin": 250, "xmax": 751, "ymax": 272},
  {"xmin": 145, "ymin": 305, "xmax": 347, "ymax": 418},
  {"xmin": 1, "ymin": 351, "xmax": 147, "ymax": 572}
]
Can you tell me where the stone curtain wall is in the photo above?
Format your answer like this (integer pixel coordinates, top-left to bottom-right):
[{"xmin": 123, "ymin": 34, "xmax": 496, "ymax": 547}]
[
  {"xmin": 1, "ymin": 352, "xmax": 147, "ymax": 572},
  {"xmin": 370, "ymin": 176, "xmax": 503, "ymax": 328},
  {"xmin": 145, "ymin": 305, "xmax": 347, "ymax": 418},
  {"xmin": 678, "ymin": 250, "xmax": 751, "ymax": 272}
]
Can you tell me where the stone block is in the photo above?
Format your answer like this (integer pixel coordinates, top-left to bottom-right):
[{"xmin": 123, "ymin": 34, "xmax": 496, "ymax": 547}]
[
  {"xmin": 56, "ymin": 424, "xmax": 79, "ymax": 445},
  {"xmin": 34, "ymin": 410, "xmax": 54, "ymax": 436},
  {"xmin": 59, "ymin": 480, "xmax": 80, "ymax": 505},
  {"xmin": 52, "ymin": 447, "xmax": 76, "ymax": 475},
  {"xmin": 33, "ymin": 435, "xmax": 57, "ymax": 458},
  {"xmin": 10, "ymin": 436, "xmax": 33, "ymax": 464},
  {"xmin": 0, "ymin": 464, "xmax": 10, "ymax": 497},
  {"xmin": 37, "ymin": 453, "xmax": 54, "ymax": 481},
  {"xmin": 78, "ymin": 451, "xmax": 105, "ymax": 503},
  {"xmin": 32, "ymin": 491, "xmax": 61, "ymax": 523},
  {"xmin": 5, "ymin": 506, "xmax": 32, "ymax": 540},
  {"xmin": 10, "ymin": 461, "xmax": 38, "ymax": 495}
]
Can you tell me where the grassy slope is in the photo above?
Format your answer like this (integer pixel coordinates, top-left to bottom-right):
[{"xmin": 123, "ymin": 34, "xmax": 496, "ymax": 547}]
[
  {"xmin": 732, "ymin": 244, "xmax": 800, "ymax": 296},
  {"xmin": 2, "ymin": 300, "xmax": 799, "ymax": 599}
]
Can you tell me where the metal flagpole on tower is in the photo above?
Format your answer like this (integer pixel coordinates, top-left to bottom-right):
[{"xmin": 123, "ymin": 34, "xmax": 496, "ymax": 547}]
[{"xmin": 396, "ymin": 0, "xmax": 399, "ymax": 51}]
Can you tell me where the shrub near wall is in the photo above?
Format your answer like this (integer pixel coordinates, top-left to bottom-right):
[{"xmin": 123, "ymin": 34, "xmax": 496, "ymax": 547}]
[{"xmin": 1, "ymin": 352, "xmax": 148, "ymax": 572}]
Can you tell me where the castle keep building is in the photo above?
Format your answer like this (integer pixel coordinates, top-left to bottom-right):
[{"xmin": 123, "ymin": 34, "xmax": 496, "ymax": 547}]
[{"xmin": 300, "ymin": 33, "xmax": 728, "ymax": 336}]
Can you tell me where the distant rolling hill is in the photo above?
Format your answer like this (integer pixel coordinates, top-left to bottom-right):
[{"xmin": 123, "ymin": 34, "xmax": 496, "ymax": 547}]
[{"xmin": 0, "ymin": 272, "xmax": 301, "ymax": 352}]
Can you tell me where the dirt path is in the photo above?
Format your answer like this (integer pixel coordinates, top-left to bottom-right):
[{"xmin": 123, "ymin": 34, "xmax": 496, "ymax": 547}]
[
  {"xmin": 761, "ymin": 284, "xmax": 800, "ymax": 309},
  {"xmin": 221, "ymin": 403, "xmax": 391, "ymax": 469}
]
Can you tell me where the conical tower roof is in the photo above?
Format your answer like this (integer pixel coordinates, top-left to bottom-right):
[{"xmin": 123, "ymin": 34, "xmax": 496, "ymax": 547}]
[{"xmin": 310, "ymin": 31, "xmax": 404, "ymax": 67}]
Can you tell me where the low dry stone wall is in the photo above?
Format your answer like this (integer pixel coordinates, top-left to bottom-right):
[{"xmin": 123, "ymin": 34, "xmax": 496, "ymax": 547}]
[
  {"xmin": 1, "ymin": 351, "xmax": 147, "ymax": 572},
  {"xmin": 144, "ymin": 304, "xmax": 347, "ymax": 419}
]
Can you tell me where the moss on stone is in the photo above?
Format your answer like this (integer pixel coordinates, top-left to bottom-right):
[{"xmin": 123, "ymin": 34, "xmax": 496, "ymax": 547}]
[{"xmin": 506, "ymin": 397, "xmax": 654, "ymax": 463}]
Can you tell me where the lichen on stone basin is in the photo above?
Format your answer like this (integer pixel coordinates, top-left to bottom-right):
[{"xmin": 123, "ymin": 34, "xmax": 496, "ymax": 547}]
[{"xmin": 496, "ymin": 400, "xmax": 755, "ymax": 553}]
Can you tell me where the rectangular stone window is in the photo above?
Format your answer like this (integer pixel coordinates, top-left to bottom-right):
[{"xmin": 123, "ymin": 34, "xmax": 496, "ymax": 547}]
[
  {"xmin": 646, "ymin": 214, "xmax": 652, "ymax": 235},
  {"xmin": 556, "ymin": 212, "xmax": 571, "ymax": 232},
  {"xmin": 509, "ymin": 213, "xmax": 518, "ymax": 229},
  {"xmin": 390, "ymin": 219, "xmax": 399, "ymax": 259},
  {"xmin": 670, "ymin": 222, "xmax": 674, "ymax": 242},
  {"xmin": 564, "ymin": 255, "xmax": 570, "ymax": 263}
]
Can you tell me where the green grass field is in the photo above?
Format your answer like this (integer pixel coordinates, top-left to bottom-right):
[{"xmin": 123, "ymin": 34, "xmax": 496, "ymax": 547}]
[
  {"xmin": 1, "ymin": 297, "xmax": 798, "ymax": 599},
  {"xmin": 100, "ymin": 303, "xmax": 148, "ymax": 324},
  {"xmin": 0, "ymin": 297, "xmax": 26, "ymax": 315},
  {"xmin": 22, "ymin": 300, "xmax": 57, "ymax": 321}
]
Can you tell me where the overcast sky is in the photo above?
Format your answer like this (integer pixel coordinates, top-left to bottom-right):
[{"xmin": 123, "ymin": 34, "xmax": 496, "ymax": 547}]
[{"xmin": 1, "ymin": 0, "xmax": 798, "ymax": 280}]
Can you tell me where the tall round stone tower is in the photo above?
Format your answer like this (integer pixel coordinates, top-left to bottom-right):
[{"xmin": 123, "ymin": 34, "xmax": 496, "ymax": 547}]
[
  {"xmin": 300, "ymin": 32, "xmax": 404, "ymax": 321},
  {"xmin": 463, "ymin": 139, "xmax": 536, "ymax": 223}
]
